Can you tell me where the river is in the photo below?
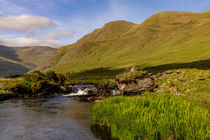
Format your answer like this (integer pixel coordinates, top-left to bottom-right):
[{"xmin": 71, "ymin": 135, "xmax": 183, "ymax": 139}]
[{"xmin": 0, "ymin": 96, "xmax": 104, "ymax": 140}]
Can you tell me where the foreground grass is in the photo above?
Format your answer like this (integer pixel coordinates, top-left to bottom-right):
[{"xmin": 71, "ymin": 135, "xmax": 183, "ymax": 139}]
[
  {"xmin": 92, "ymin": 93, "xmax": 210, "ymax": 140},
  {"xmin": 0, "ymin": 90, "xmax": 14, "ymax": 100}
]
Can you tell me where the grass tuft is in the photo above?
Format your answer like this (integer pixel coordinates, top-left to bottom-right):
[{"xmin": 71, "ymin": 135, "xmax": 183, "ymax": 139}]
[
  {"xmin": 0, "ymin": 90, "xmax": 14, "ymax": 101},
  {"xmin": 92, "ymin": 93, "xmax": 210, "ymax": 140}
]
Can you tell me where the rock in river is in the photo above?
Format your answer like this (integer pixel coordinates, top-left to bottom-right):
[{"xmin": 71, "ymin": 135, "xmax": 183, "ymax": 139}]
[{"xmin": 116, "ymin": 71, "xmax": 155, "ymax": 95}]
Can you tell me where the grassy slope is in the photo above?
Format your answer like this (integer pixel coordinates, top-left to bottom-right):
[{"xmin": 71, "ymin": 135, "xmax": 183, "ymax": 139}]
[
  {"xmin": 49, "ymin": 11, "xmax": 210, "ymax": 73},
  {"xmin": 155, "ymin": 68, "xmax": 210, "ymax": 108}
]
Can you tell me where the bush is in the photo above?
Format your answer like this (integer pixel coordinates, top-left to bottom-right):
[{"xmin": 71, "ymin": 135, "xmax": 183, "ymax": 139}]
[
  {"xmin": 0, "ymin": 90, "xmax": 14, "ymax": 100},
  {"xmin": 56, "ymin": 73, "xmax": 67, "ymax": 85},
  {"xmin": 10, "ymin": 71, "xmax": 64, "ymax": 94},
  {"xmin": 10, "ymin": 80, "xmax": 32, "ymax": 94},
  {"xmin": 3, "ymin": 71, "xmax": 68, "ymax": 95},
  {"xmin": 31, "ymin": 80, "xmax": 51, "ymax": 94},
  {"xmin": 45, "ymin": 71, "xmax": 59, "ymax": 83},
  {"xmin": 24, "ymin": 71, "xmax": 46, "ymax": 82},
  {"xmin": 92, "ymin": 93, "xmax": 210, "ymax": 140}
]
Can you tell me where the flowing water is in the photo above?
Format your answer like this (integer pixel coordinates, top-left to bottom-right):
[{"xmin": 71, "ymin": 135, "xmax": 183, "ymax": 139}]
[{"xmin": 0, "ymin": 96, "xmax": 101, "ymax": 140}]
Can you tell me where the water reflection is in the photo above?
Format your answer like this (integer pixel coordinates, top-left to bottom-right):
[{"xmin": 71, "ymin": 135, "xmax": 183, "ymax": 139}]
[
  {"xmin": 91, "ymin": 125, "xmax": 119, "ymax": 140},
  {"xmin": 0, "ymin": 97, "xmax": 98, "ymax": 140}
]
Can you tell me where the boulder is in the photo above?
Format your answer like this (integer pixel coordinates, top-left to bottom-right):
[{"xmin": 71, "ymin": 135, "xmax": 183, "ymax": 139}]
[
  {"xmin": 60, "ymin": 86, "xmax": 72, "ymax": 93},
  {"xmin": 116, "ymin": 71, "xmax": 155, "ymax": 95}
]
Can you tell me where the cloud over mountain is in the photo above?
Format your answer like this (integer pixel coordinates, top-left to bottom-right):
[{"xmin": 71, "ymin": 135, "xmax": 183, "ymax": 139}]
[
  {"xmin": 0, "ymin": 15, "xmax": 74, "ymax": 47},
  {"xmin": 0, "ymin": 15, "xmax": 55, "ymax": 34},
  {"xmin": 0, "ymin": 37, "xmax": 65, "ymax": 48}
]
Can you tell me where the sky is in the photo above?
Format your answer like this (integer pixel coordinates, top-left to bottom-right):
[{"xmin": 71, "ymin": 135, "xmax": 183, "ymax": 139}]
[{"xmin": 0, "ymin": 0, "xmax": 209, "ymax": 48}]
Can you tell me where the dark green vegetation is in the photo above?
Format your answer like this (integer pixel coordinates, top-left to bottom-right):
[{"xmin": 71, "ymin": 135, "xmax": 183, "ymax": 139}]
[
  {"xmin": 0, "ymin": 45, "xmax": 56, "ymax": 77},
  {"xmin": 0, "ymin": 90, "xmax": 14, "ymax": 101},
  {"xmin": 92, "ymin": 93, "xmax": 210, "ymax": 140},
  {"xmin": 144, "ymin": 59, "xmax": 210, "ymax": 74},
  {"xmin": 65, "ymin": 68, "xmax": 122, "ymax": 85},
  {"xmin": 45, "ymin": 10, "xmax": 210, "ymax": 73},
  {"xmin": 0, "ymin": 71, "xmax": 67, "ymax": 97}
]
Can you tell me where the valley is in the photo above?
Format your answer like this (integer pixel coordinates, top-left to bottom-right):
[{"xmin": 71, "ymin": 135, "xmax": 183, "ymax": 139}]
[{"xmin": 0, "ymin": 9, "xmax": 209, "ymax": 140}]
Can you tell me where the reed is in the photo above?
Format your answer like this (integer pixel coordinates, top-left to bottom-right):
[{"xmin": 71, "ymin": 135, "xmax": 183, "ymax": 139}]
[{"xmin": 92, "ymin": 93, "xmax": 210, "ymax": 140}]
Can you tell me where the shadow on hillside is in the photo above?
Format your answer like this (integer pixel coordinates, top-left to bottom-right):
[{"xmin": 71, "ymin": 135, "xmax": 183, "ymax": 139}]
[
  {"xmin": 66, "ymin": 59, "xmax": 210, "ymax": 80},
  {"xmin": 66, "ymin": 67, "xmax": 124, "ymax": 80},
  {"xmin": 0, "ymin": 45, "xmax": 21, "ymax": 61},
  {"xmin": 143, "ymin": 59, "xmax": 210, "ymax": 74},
  {"xmin": 0, "ymin": 60, "xmax": 29, "ymax": 77}
]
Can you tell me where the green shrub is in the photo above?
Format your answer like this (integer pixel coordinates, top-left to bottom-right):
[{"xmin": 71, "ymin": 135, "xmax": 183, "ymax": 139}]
[
  {"xmin": 0, "ymin": 71, "xmax": 69, "ymax": 96},
  {"xmin": 31, "ymin": 80, "xmax": 50, "ymax": 93},
  {"xmin": 45, "ymin": 71, "xmax": 59, "ymax": 83},
  {"xmin": 0, "ymin": 90, "xmax": 14, "ymax": 100},
  {"xmin": 92, "ymin": 93, "xmax": 210, "ymax": 140},
  {"xmin": 10, "ymin": 80, "xmax": 32, "ymax": 94},
  {"xmin": 56, "ymin": 73, "xmax": 67, "ymax": 85},
  {"xmin": 24, "ymin": 71, "xmax": 46, "ymax": 82}
]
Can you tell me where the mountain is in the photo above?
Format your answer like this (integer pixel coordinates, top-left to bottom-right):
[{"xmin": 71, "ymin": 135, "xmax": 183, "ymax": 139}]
[
  {"xmin": 13, "ymin": 46, "xmax": 57, "ymax": 69},
  {"xmin": 46, "ymin": 10, "xmax": 210, "ymax": 73},
  {"xmin": 0, "ymin": 45, "xmax": 56, "ymax": 77}
]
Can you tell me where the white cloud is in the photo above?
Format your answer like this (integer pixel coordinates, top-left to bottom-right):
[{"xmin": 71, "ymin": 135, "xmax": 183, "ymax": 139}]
[
  {"xmin": 0, "ymin": 15, "xmax": 56, "ymax": 34},
  {"xmin": 0, "ymin": 37, "xmax": 65, "ymax": 48}
]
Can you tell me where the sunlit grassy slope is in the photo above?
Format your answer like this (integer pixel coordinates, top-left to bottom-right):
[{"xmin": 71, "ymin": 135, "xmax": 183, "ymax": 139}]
[{"xmin": 48, "ymin": 10, "xmax": 210, "ymax": 73}]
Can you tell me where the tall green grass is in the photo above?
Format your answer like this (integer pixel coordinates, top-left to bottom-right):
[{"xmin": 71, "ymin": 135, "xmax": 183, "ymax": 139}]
[
  {"xmin": 0, "ymin": 90, "xmax": 14, "ymax": 101},
  {"xmin": 92, "ymin": 93, "xmax": 210, "ymax": 140}
]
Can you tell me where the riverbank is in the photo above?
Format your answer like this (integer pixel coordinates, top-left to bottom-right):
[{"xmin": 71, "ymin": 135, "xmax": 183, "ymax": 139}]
[
  {"xmin": 0, "ymin": 90, "xmax": 14, "ymax": 101},
  {"xmin": 0, "ymin": 71, "xmax": 70, "ymax": 100},
  {"xmin": 91, "ymin": 67, "xmax": 210, "ymax": 140},
  {"xmin": 0, "ymin": 69, "xmax": 119, "ymax": 101},
  {"xmin": 92, "ymin": 93, "xmax": 210, "ymax": 140}
]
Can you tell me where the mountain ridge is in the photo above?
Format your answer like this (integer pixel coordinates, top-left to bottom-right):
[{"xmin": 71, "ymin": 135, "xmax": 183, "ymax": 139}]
[{"xmin": 45, "ymin": 10, "xmax": 210, "ymax": 73}]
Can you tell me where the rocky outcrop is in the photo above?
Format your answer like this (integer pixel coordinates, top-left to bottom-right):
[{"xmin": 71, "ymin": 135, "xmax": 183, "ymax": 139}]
[{"xmin": 116, "ymin": 70, "xmax": 155, "ymax": 95}]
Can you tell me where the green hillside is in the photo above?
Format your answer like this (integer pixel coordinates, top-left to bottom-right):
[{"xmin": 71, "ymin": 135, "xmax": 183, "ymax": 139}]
[{"xmin": 48, "ymin": 10, "xmax": 210, "ymax": 73}]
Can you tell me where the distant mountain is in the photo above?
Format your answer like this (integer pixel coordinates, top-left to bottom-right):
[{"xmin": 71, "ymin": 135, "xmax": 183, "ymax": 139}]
[
  {"xmin": 13, "ymin": 46, "xmax": 57, "ymax": 69},
  {"xmin": 45, "ymin": 10, "xmax": 210, "ymax": 73},
  {"xmin": 0, "ymin": 45, "xmax": 56, "ymax": 77}
]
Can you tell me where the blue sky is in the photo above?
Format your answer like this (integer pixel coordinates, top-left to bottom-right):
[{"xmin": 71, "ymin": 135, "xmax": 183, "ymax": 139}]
[{"xmin": 0, "ymin": 0, "xmax": 209, "ymax": 47}]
